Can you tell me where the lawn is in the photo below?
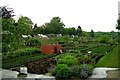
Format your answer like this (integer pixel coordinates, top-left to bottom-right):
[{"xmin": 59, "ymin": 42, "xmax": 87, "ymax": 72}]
[{"xmin": 95, "ymin": 45, "xmax": 119, "ymax": 68}]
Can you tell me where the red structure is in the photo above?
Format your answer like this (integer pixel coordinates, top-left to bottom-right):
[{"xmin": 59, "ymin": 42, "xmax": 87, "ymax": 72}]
[{"xmin": 41, "ymin": 44, "xmax": 62, "ymax": 54}]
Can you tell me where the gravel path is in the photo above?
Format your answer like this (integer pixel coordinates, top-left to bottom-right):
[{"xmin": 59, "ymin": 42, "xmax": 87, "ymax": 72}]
[
  {"xmin": 89, "ymin": 67, "xmax": 119, "ymax": 78},
  {"xmin": 106, "ymin": 69, "xmax": 120, "ymax": 78}
]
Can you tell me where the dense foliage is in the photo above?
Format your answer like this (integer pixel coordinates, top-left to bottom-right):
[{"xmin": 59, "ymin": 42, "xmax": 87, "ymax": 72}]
[
  {"xmin": 2, "ymin": 47, "xmax": 40, "ymax": 59},
  {"xmin": 25, "ymin": 38, "xmax": 41, "ymax": 47},
  {"xmin": 54, "ymin": 64, "xmax": 70, "ymax": 78},
  {"xmin": 57, "ymin": 55, "xmax": 79, "ymax": 66}
]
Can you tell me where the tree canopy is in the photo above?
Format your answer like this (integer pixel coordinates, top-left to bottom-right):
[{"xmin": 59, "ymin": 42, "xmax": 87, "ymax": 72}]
[
  {"xmin": 45, "ymin": 17, "xmax": 65, "ymax": 34},
  {"xmin": 0, "ymin": 6, "xmax": 15, "ymax": 19}
]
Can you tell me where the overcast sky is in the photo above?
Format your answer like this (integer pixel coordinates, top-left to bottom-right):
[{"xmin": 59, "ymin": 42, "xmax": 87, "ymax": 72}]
[{"xmin": 1, "ymin": 0, "xmax": 119, "ymax": 32}]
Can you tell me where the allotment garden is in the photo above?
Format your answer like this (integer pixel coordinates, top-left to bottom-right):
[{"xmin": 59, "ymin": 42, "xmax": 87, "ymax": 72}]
[
  {"xmin": 1, "ymin": 6, "xmax": 120, "ymax": 79},
  {"xmin": 2, "ymin": 32, "xmax": 119, "ymax": 79}
]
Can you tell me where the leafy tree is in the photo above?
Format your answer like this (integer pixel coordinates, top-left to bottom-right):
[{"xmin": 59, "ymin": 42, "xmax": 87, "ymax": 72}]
[
  {"xmin": 32, "ymin": 26, "xmax": 45, "ymax": 35},
  {"xmin": 1, "ymin": 6, "xmax": 17, "ymax": 52},
  {"xmin": 45, "ymin": 17, "xmax": 65, "ymax": 34},
  {"xmin": 0, "ymin": 6, "xmax": 15, "ymax": 19},
  {"xmin": 17, "ymin": 16, "xmax": 33, "ymax": 35},
  {"xmin": 1, "ymin": 6, "xmax": 33, "ymax": 52}
]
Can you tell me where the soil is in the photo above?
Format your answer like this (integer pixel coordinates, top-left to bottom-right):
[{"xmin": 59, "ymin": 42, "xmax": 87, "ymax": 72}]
[{"xmin": 27, "ymin": 58, "xmax": 56, "ymax": 74}]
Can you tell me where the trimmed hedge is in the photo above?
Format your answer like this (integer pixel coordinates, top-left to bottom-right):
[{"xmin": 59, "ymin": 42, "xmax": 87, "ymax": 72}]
[
  {"xmin": 2, "ymin": 54, "xmax": 56, "ymax": 69},
  {"xmin": 3, "ymin": 47, "xmax": 40, "ymax": 59}
]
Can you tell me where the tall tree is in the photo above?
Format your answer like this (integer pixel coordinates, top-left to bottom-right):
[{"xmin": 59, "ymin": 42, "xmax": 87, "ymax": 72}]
[
  {"xmin": 77, "ymin": 26, "xmax": 82, "ymax": 36},
  {"xmin": 33, "ymin": 23, "xmax": 37, "ymax": 29},
  {"xmin": 90, "ymin": 29, "xmax": 94, "ymax": 37},
  {"xmin": 45, "ymin": 17, "xmax": 65, "ymax": 34},
  {"xmin": 116, "ymin": 18, "xmax": 120, "ymax": 30},
  {"xmin": 17, "ymin": 16, "xmax": 33, "ymax": 35}
]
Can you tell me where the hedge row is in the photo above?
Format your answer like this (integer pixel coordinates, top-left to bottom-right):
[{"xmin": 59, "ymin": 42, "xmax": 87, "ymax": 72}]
[
  {"xmin": 2, "ymin": 54, "xmax": 56, "ymax": 69},
  {"xmin": 2, "ymin": 47, "xmax": 41, "ymax": 60}
]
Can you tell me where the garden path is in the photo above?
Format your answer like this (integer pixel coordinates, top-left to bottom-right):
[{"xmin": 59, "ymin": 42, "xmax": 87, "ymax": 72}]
[
  {"xmin": 1, "ymin": 68, "xmax": 55, "ymax": 80},
  {"xmin": 89, "ymin": 67, "xmax": 119, "ymax": 78}
]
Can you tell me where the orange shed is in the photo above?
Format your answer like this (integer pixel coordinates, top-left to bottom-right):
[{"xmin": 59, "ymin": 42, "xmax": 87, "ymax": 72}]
[{"xmin": 41, "ymin": 44, "xmax": 62, "ymax": 54}]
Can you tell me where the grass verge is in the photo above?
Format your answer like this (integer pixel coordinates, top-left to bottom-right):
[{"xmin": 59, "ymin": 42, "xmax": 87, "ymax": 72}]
[{"xmin": 95, "ymin": 45, "xmax": 119, "ymax": 68}]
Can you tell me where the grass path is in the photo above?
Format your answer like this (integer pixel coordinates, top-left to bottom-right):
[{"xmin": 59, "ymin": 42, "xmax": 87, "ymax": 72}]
[{"xmin": 95, "ymin": 45, "xmax": 119, "ymax": 68}]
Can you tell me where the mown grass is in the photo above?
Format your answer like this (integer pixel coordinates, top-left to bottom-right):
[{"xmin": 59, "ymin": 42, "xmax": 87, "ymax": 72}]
[{"xmin": 95, "ymin": 45, "xmax": 119, "ymax": 68}]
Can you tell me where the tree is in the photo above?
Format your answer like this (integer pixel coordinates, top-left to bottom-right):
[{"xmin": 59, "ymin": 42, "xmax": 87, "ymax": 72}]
[
  {"xmin": 63, "ymin": 27, "xmax": 77, "ymax": 35},
  {"xmin": 0, "ymin": 6, "xmax": 15, "ymax": 19},
  {"xmin": 17, "ymin": 16, "xmax": 33, "ymax": 35},
  {"xmin": 90, "ymin": 29, "xmax": 94, "ymax": 37},
  {"xmin": 116, "ymin": 18, "xmax": 120, "ymax": 30},
  {"xmin": 33, "ymin": 23, "xmax": 37, "ymax": 29},
  {"xmin": 32, "ymin": 26, "xmax": 45, "ymax": 35},
  {"xmin": 45, "ymin": 17, "xmax": 65, "ymax": 34},
  {"xmin": 77, "ymin": 26, "xmax": 82, "ymax": 36},
  {"xmin": 2, "ymin": 14, "xmax": 33, "ymax": 52},
  {"xmin": 1, "ymin": 6, "xmax": 17, "ymax": 52}
]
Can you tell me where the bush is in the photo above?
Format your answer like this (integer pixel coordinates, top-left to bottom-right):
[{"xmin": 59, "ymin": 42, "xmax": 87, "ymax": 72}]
[
  {"xmin": 25, "ymin": 38, "xmax": 41, "ymax": 47},
  {"xmin": 69, "ymin": 64, "xmax": 94, "ymax": 78},
  {"xmin": 69, "ymin": 65, "xmax": 81, "ymax": 77},
  {"xmin": 54, "ymin": 64, "xmax": 70, "ymax": 78},
  {"xmin": 57, "ymin": 55, "xmax": 79, "ymax": 66},
  {"xmin": 79, "ymin": 64, "xmax": 93, "ymax": 78}
]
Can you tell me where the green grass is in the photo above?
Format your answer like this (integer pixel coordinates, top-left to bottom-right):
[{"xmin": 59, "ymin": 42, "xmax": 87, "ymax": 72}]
[
  {"xmin": 95, "ymin": 46, "xmax": 119, "ymax": 68},
  {"xmin": 91, "ymin": 44, "xmax": 114, "ymax": 54}
]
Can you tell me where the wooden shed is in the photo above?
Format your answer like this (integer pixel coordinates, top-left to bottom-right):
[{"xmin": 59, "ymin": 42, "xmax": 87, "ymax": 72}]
[{"xmin": 41, "ymin": 44, "xmax": 62, "ymax": 54}]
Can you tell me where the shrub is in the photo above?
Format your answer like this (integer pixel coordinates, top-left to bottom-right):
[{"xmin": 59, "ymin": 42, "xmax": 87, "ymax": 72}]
[
  {"xmin": 69, "ymin": 65, "xmax": 81, "ymax": 77},
  {"xmin": 57, "ymin": 55, "xmax": 79, "ymax": 66},
  {"xmin": 79, "ymin": 69, "xmax": 88, "ymax": 78},
  {"xmin": 69, "ymin": 64, "xmax": 93, "ymax": 78},
  {"xmin": 54, "ymin": 64, "xmax": 70, "ymax": 78},
  {"xmin": 80, "ymin": 64, "xmax": 93, "ymax": 78}
]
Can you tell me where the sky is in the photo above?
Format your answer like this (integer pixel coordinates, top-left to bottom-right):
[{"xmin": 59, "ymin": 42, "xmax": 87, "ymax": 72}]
[{"xmin": 1, "ymin": 0, "xmax": 120, "ymax": 32}]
